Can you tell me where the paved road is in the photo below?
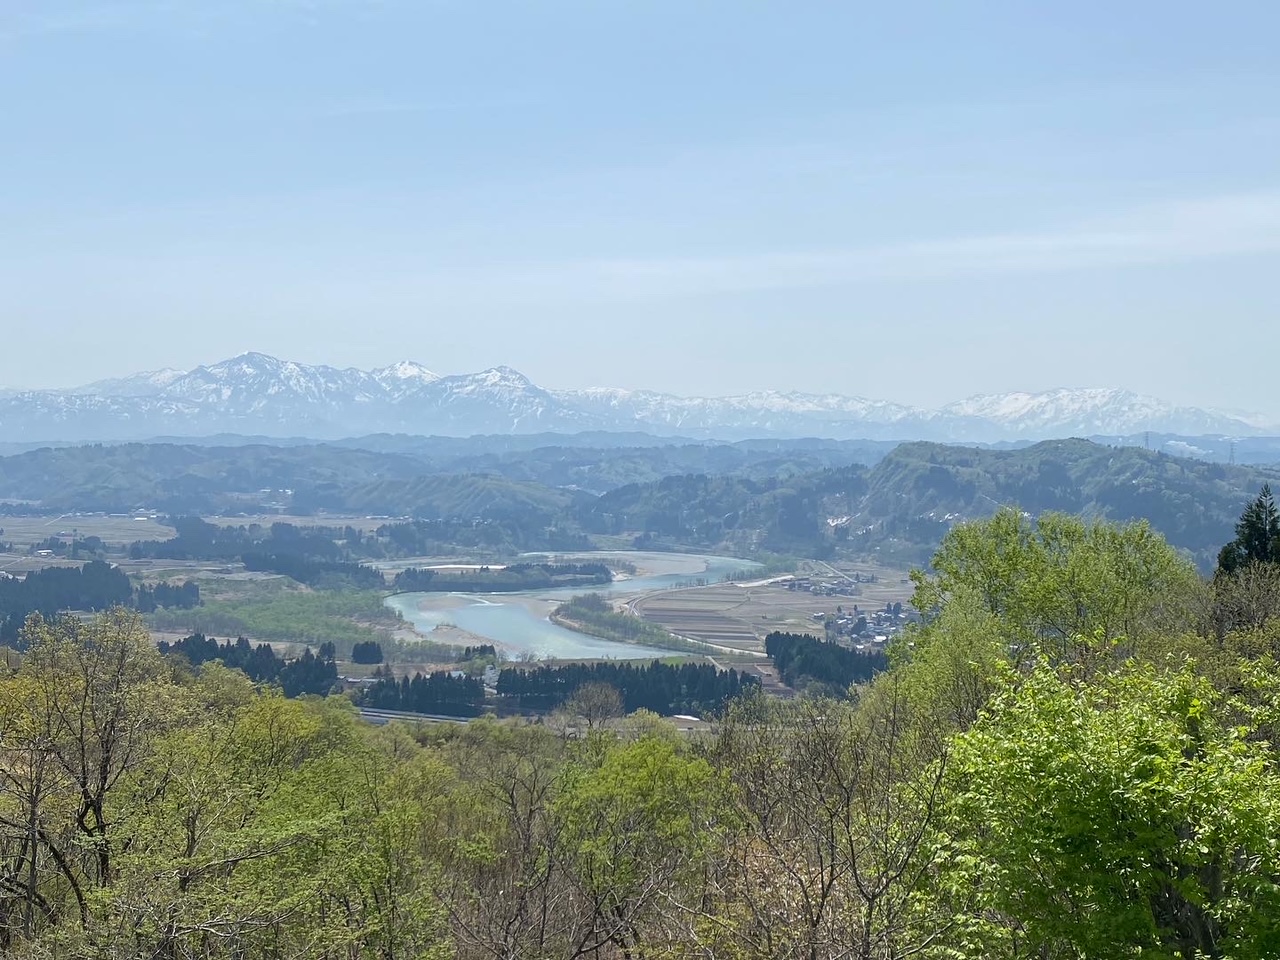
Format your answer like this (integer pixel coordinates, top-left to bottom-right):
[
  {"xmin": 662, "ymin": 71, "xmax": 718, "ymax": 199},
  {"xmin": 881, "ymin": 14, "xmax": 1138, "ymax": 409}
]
[{"xmin": 358, "ymin": 707, "xmax": 473, "ymax": 726}]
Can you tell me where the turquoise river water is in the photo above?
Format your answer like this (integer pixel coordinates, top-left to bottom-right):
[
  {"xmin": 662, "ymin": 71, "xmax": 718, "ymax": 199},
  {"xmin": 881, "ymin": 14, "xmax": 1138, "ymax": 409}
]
[{"xmin": 383, "ymin": 552, "xmax": 758, "ymax": 660}]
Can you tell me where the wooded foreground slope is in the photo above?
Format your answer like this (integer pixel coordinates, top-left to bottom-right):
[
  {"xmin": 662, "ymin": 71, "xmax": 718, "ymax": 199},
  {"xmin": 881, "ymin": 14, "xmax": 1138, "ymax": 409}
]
[{"xmin": 2, "ymin": 508, "xmax": 1280, "ymax": 957}]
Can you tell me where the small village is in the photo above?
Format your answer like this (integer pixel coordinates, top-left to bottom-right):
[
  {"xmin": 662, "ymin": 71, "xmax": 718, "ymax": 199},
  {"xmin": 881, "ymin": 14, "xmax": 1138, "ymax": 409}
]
[{"xmin": 783, "ymin": 573, "xmax": 919, "ymax": 650}]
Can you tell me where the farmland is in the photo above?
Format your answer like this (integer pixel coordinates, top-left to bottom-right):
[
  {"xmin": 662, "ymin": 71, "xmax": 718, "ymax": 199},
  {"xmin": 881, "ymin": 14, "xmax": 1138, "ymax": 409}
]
[{"xmin": 631, "ymin": 565, "xmax": 916, "ymax": 653}]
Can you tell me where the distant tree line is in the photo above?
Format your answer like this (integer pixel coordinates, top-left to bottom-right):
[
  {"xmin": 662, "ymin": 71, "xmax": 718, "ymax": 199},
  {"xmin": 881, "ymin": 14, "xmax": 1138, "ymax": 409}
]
[
  {"xmin": 391, "ymin": 562, "xmax": 612, "ymax": 594},
  {"xmin": 130, "ymin": 517, "xmax": 366, "ymax": 562},
  {"xmin": 242, "ymin": 551, "xmax": 385, "ymax": 590},
  {"xmin": 357, "ymin": 669, "xmax": 486, "ymax": 717},
  {"xmin": 157, "ymin": 633, "xmax": 339, "ymax": 697},
  {"xmin": 375, "ymin": 517, "xmax": 591, "ymax": 557},
  {"xmin": 128, "ymin": 518, "xmax": 388, "ymax": 589},
  {"xmin": 496, "ymin": 660, "xmax": 757, "ymax": 716},
  {"xmin": 133, "ymin": 580, "xmax": 201, "ymax": 613},
  {"xmin": 0, "ymin": 561, "xmax": 199, "ymax": 642},
  {"xmin": 765, "ymin": 631, "xmax": 887, "ymax": 692}
]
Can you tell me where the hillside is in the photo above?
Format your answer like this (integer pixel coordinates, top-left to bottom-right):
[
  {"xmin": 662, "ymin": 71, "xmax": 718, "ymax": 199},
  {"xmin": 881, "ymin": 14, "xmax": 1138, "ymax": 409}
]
[
  {"xmin": 854, "ymin": 440, "xmax": 1280, "ymax": 566},
  {"xmin": 0, "ymin": 437, "xmax": 886, "ymax": 514},
  {"xmin": 0, "ymin": 443, "xmax": 430, "ymax": 513},
  {"xmin": 1, "ymin": 438, "xmax": 1275, "ymax": 569},
  {"xmin": 576, "ymin": 440, "xmax": 1280, "ymax": 568}
]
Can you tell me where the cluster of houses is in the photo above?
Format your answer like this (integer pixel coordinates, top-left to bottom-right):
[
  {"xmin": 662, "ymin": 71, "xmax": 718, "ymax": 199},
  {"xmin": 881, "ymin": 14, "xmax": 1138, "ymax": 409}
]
[
  {"xmin": 811, "ymin": 601, "xmax": 911, "ymax": 647},
  {"xmin": 785, "ymin": 575, "xmax": 868, "ymax": 597}
]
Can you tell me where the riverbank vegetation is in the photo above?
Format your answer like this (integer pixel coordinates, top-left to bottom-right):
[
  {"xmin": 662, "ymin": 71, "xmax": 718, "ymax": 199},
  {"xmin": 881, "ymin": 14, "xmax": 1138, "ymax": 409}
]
[
  {"xmin": 391, "ymin": 561, "xmax": 612, "ymax": 593},
  {"xmin": 551, "ymin": 592, "xmax": 710, "ymax": 653},
  {"xmin": 147, "ymin": 579, "xmax": 399, "ymax": 655}
]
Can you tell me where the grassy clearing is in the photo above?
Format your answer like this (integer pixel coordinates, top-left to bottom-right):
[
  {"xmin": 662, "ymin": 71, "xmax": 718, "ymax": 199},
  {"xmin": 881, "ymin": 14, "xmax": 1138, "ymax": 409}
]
[
  {"xmin": 148, "ymin": 579, "xmax": 397, "ymax": 652},
  {"xmin": 148, "ymin": 576, "xmax": 463, "ymax": 662},
  {"xmin": 0, "ymin": 515, "xmax": 174, "ymax": 548}
]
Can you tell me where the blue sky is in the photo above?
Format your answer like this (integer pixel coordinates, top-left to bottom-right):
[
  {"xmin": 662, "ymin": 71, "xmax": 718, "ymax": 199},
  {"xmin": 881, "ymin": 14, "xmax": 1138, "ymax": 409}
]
[{"xmin": 3, "ymin": 1, "xmax": 1279, "ymax": 412}]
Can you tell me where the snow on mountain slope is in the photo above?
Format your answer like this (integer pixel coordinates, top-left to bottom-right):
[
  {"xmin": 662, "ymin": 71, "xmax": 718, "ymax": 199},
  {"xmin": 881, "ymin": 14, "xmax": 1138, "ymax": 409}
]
[
  {"xmin": 411, "ymin": 367, "xmax": 600, "ymax": 433},
  {"xmin": 557, "ymin": 387, "xmax": 921, "ymax": 438},
  {"xmin": 0, "ymin": 392, "xmax": 203, "ymax": 442},
  {"xmin": 2, "ymin": 354, "xmax": 1275, "ymax": 442},
  {"xmin": 68, "ymin": 368, "xmax": 188, "ymax": 397},
  {"xmin": 160, "ymin": 353, "xmax": 381, "ymax": 409},
  {"xmin": 372, "ymin": 361, "xmax": 440, "ymax": 400},
  {"xmin": 940, "ymin": 388, "xmax": 1264, "ymax": 437}
]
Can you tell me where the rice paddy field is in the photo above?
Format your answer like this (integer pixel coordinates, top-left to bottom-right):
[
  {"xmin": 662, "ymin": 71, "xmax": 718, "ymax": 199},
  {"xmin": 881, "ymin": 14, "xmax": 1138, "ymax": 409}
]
[{"xmin": 631, "ymin": 569, "xmax": 917, "ymax": 653}]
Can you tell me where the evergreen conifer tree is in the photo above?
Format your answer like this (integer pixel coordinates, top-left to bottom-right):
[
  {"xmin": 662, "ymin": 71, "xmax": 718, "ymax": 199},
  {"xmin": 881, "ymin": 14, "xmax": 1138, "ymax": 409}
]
[{"xmin": 1218, "ymin": 484, "xmax": 1280, "ymax": 574}]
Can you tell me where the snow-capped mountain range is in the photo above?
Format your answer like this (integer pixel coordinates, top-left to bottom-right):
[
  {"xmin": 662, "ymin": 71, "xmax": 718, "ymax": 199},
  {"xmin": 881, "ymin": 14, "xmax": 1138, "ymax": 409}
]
[{"xmin": 0, "ymin": 352, "xmax": 1274, "ymax": 444}]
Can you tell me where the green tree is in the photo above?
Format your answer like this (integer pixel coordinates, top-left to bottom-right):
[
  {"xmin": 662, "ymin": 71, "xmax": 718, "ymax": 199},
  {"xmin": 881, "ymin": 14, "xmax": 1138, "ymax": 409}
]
[
  {"xmin": 1218, "ymin": 484, "xmax": 1280, "ymax": 574},
  {"xmin": 912, "ymin": 508, "xmax": 1200, "ymax": 672},
  {"xmin": 554, "ymin": 735, "xmax": 732, "ymax": 957},
  {"xmin": 932, "ymin": 662, "xmax": 1280, "ymax": 959}
]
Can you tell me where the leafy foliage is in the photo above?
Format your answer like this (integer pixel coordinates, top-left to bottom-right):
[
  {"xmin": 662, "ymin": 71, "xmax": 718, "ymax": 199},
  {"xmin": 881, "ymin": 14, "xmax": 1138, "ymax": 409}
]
[
  {"xmin": 937, "ymin": 663, "xmax": 1280, "ymax": 958},
  {"xmin": 9, "ymin": 512, "xmax": 1280, "ymax": 958},
  {"xmin": 911, "ymin": 507, "xmax": 1202, "ymax": 669}
]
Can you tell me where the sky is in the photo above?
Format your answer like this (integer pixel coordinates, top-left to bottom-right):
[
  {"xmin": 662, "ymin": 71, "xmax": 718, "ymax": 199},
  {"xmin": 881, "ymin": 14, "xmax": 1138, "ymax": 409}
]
[{"xmin": 3, "ymin": 1, "xmax": 1280, "ymax": 414}]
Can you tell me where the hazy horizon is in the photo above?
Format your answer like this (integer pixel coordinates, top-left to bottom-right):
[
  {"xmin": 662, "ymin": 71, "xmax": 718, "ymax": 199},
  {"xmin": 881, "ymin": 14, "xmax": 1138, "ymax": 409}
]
[
  {"xmin": 5, "ymin": 2, "xmax": 1278, "ymax": 413},
  {"xmin": 0, "ymin": 348, "xmax": 1274, "ymax": 423}
]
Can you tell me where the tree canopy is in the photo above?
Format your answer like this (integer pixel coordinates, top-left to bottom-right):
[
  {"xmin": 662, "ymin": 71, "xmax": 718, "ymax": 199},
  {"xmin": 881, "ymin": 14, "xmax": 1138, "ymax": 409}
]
[{"xmin": 3, "ymin": 508, "xmax": 1280, "ymax": 958}]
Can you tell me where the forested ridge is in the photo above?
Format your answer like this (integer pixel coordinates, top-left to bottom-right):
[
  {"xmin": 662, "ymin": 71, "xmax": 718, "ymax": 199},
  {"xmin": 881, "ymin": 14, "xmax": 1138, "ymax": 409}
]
[
  {"xmin": 0, "ymin": 437, "xmax": 887, "ymax": 511},
  {"xmin": 2, "ymin": 501, "xmax": 1280, "ymax": 955},
  {"xmin": 3, "ymin": 438, "xmax": 1277, "ymax": 565}
]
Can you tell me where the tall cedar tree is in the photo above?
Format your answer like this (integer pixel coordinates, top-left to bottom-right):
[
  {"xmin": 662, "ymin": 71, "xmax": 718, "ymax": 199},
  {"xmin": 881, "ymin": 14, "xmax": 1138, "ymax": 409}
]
[{"xmin": 1218, "ymin": 483, "xmax": 1280, "ymax": 574}]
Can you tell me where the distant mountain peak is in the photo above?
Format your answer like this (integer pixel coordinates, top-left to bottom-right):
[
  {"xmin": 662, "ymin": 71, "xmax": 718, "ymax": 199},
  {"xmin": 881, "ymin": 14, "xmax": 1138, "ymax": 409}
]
[
  {"xmin": 375, "ymin": 360, "xmax": 439, "ymax": 382},
  {"xmin": 214, "ymin": 351, "xmax": 283, "ymax": 371},
  {"xmin": 938, "ymin": 386, "xmax": 1269, "ymax": 437},
  {"xmin": 460, "ymin": 366, "xmax": 539, "ymax": 391},
  {"xmin": 4, "ymin": 355, "xmax": 1277, "ymax": 444}
]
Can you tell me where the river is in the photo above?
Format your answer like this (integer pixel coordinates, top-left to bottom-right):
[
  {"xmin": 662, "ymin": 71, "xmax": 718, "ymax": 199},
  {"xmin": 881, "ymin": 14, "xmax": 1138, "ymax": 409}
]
[{"xmin": 383, "ymin": 551, "xmax": 758, "ymax": 660}]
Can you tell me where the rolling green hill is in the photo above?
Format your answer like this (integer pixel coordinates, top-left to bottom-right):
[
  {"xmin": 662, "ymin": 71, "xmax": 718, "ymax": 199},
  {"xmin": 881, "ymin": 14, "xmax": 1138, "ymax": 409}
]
[
  {"xmin": 575, "ymin": 440, "xmax": 1280, "ymax": 568},
  {"xmin": 2, "ymin": 438, "xmax": 1276, "ymax": 569},
  {"xmin": 0, "ymin": 443, "xmax": 429, "ymax": 512},
  {"xmin": 853, "ymin": 440, "xmax": 1280, "ymax": 566}
]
